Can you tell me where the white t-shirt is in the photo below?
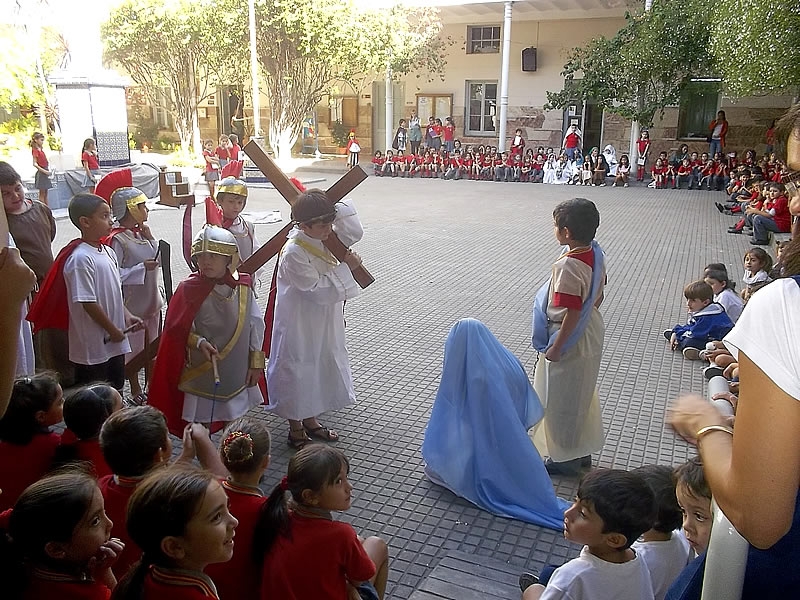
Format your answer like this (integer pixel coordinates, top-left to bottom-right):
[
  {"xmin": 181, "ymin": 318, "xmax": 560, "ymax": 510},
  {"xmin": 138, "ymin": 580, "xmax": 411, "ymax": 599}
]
[
  {"xmin": 724, "ymin": 278, "xmax": 800, "ymax": 400},
  {"xmin": 632, "ymin": 531, "xmax": 691, "ymax": 600},
  {"xmin": 714, "ymin": 288, "xmax": 744, "ymax": 323},
  {"xmin": 64, "ymin": 242, "xmax": 131, "ymax": 365},
  {"xmin": 541, "ymin": 546, "xmax": 655, "ymax": 600}
]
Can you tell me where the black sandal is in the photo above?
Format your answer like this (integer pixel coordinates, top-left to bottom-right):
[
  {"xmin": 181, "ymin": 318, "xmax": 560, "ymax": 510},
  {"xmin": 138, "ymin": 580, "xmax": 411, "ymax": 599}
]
[
  {"xmin": 304, "ymin": 424, "xmax": 340, "ymax": 442},
  {"xmin": 287, "ymin": 429, "xmax": 312, "ymax": 450}
]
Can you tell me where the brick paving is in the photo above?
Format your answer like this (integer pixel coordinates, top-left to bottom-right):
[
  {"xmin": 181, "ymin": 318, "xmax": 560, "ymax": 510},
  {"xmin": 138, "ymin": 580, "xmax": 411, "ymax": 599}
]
[{"xmin": 49, "ymin": 174, "xmax": 757, "ymax": 598}]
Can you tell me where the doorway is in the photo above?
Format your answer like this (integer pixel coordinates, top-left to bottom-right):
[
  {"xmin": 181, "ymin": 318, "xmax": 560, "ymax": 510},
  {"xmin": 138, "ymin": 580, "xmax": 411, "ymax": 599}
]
[{"xmin": 582, "ymin": 100, "xmax": 603, "ymax": 152}]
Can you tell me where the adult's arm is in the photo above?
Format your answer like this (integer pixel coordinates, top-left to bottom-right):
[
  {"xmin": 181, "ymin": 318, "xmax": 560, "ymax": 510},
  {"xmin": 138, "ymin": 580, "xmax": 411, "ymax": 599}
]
[{"xmin": 669, "ymin": 352, "xmax": 800, "ymax": 548}]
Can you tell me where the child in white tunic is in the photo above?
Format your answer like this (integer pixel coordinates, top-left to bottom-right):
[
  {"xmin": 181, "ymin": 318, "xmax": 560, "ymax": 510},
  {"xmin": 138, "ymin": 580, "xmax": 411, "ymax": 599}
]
[{"xmin": 267, "ymin": 190, "xmax": 363, "ymax": 448}]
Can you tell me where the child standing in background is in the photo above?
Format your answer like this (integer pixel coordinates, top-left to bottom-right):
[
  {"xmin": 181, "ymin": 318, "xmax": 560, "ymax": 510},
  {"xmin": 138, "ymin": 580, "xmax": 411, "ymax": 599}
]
[
  {"xmin": 30, "ymin": 132, "xmax": 52, "ymax": 206},
  {"xmin": 215, "ymin": 134, "xmax": 233, "ymax": 169},
  {"xmin": 81, "ymin": 137, "xmax": 101, "ymax": 191},
  {"xmin": 346, "ymin": 131, "xmax": 361, "ymax": 169},
  {"xmin": 203, "ymin": 139, "xmax": 220, "ymax": 196},
  {"xmin": 636, "ymin": 130, "xmax": 650, "ymax": 181}
]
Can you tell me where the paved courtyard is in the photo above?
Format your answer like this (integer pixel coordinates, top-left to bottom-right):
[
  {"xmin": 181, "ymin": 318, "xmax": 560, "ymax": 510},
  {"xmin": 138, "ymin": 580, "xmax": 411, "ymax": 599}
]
[{"xmin": 51, "ymin": 173, "xmax": 757, "ymax": 598}]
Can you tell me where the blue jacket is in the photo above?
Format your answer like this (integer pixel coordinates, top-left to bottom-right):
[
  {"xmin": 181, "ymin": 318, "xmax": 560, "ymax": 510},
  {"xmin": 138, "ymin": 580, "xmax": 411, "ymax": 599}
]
[{"xmin": 672, "ymin": 303, "xmax": 734, "ymax": 344}]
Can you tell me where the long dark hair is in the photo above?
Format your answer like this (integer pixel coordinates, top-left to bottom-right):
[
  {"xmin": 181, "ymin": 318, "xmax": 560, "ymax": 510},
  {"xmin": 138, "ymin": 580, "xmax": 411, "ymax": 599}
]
[
  {"xmin": 0, "ymin": 372, "xmax": 61, "ymax": 445},
  {"xmin": 253, "ymin": 446, "xmax": 349, "ymax": 562},
  {"xmin": 112, "ymin": 466, "xmax": 213, "ymax": 600},
  {"xmin": 0, "ymin": 470, "xmax": 97, "ymax": 600}
]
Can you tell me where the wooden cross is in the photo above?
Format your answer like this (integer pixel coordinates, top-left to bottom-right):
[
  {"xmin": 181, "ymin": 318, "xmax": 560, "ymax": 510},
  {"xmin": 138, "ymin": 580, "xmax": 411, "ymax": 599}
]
[{"xmin": 239, "ymin": 140, "xmax": 374, "ymax": 288}]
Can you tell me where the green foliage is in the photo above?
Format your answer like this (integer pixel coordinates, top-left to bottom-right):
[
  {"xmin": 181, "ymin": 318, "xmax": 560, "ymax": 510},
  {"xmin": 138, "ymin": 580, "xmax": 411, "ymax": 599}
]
[
  {"xmin": 710, "ymin": 0, "xmax": 800, "ymax": 96},
  {"xmin": 546, "ymin": 1, "xmax": 711, "ymax": 126},
  {"xmin": 330, "ymin": 120, "xmax": 350, "ymax": 147}
]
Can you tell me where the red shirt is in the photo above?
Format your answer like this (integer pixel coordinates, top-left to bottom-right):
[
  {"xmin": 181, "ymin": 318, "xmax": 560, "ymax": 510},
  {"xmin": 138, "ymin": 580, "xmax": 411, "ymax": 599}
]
[
  {"xmin": 203, "ymin": 150, "xmax": 217, "ymax": 173},
  {"xmin": 205, "ymin": 480, "xmax": 266, "ymax": 600},
  {"xmin": 32, "ymin": 147, "xmax": 49, "ymax": 169},
  {"xmin": 552, "ymin": 247, "xmax": 594, "ymax": 310},
  {"xmin": 260, "ymin": 512, "xmax": 375, "ymax": 600},
  {"xmin": 443, "ymin": 124, "xmax": 455, "ymax": 142},
  {"xmin": 392, "ymin": 154, "xmax": 405, "ymax": 164},
  {"xmin": 651, "ymin": 165, "xmax": 665, "ymax": 175},
  {"xmin": 230, "ymin": 144, "xmax": 241, "ymax": 159},
  {"xmin": 405, "ymin": 154, "xmax": 415, "ymax": 166},
  {"xmin": 768, "ymin": 195, "xmax": 791, "ymax": 232},
  {"xmin": 82, "ymin": 151, "xmax": 100, "ymax": 170},
  {"xmin": 565, "ymin": 132, "xmax": 580, "ymax": 149},
  {"xmin": 677, "ymin": 165, "xmax": 693, "ymax": 176},
  {"xmin": 0, "ymin": 432, "xmax": 60, "ymax": 511},
  {"xmin": 143, "ymin": 566, "xmax": 219, "ymax": 599},
  {"xmin": 371, "ymin": 157, "xmax": 385, "ymax": 167},
  {"xmin": 60, "ymin": 433, "xmax": 112, "ymax": 479},
  {"xmin": 98, "ymin": 474, "xmax": 142, "ymax": 580},
  {"xmin": 215, "ymin": 146, "xmax": 232, "ymax": 161},
  {"xmin": 24, "ymin": 569, "xmax": 111, "ymax": 600}
]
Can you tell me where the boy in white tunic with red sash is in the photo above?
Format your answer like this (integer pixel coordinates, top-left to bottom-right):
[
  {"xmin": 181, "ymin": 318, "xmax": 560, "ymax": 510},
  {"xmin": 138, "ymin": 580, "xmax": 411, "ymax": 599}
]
[{"xmin": 267, "ymin": 189, "xmax": 363, "ymax": 448}]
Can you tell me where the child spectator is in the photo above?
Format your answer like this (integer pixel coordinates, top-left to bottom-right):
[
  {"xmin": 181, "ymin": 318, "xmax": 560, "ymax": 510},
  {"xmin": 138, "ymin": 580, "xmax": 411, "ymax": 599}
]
[
  {"xmin": 256, "ymin": 445, "xmax": 390, "ymax": 599},
  {"xmin": 0, "ymin": 161, "xmax": 56, "ymax": 286},
  {"xmin": 511, "ymin": 128, "xmax": 526, "ymax": 158},
  {"xmin": 741, "ymin": 247, "xmax": 772, "ymax": 301},
  {"xmin": 267, "ymin": 191, "xmax": 363, "ymax": 448},
  {"xmin": 511, "ymin": 152, "xmax": 523, "ymax": 182},
  {"xmin": 663, "ymin": 281, "xmax": 734, "ymax": 360},
  {"xmin": 703, "ymin": 269, "xmax": 743, "ymax": 323},
  {"xmin": 443, "ymin": 116, "xmax": 456, "ymax": 153},
  {"xmin": 371, "ymin": 150, "xmax": 385, "ymax": 176},
  {"xmin": 55, "ymin": 383, "xmax": 122, "ymax": 478},
  {"xmin": 614, "ymin": 155, "xmax": 631, "ymax": 187},
  {"xmin": 0, "ymin": 372, "xmax": 63, "ymax": 511},
  {"xmin": 228, "ymin": 133, "xmax": 242, "ymax": 161},
  {"xmin": 712, "ymin": 156, "xmax": 727, "ymax": 191},
  {"xmin": 393, "ymin": 150, "xmax": 407, "ymax": 177},
  {"xmin": 215, "ymin": 177, "xmax": 260, "ymax": 262},
  {"xmin": 30, "ymin": 132, "xmax": 52, "ymax": 206},
  {"xmin": 518, "ymin": 469, "xmax": 656, "ymax": 600},
  {"xmin": 102, "ymin": 185, "xmax": 162, "ymax": 402},
  {"xmin": 746, "ymin": 182, "xmax": 791, "ymax": 245},
  {"xmin": 148, "ymin": 226, "xmax": 264, "ymax": 435},
  {"xmin": 697, "ymin": 160, "xmax": 716, "ymax": 190},
  {"xmin": 664, "ymin": 158, "xmax": 677, "ymax": 189},
  {"xmin": 587, "ymin": 147, "xmax": 608, "ymax": 186},
  {"xmin": 676, "ymin": 158, "xmax": 694, "ymax": 189},
  {"xmin": 81, "ymin": 137, "xmax": 101, "ymax": 191},
  {"xmin": 0, "ymin": 471, "xmax": 123, "ymax": 599},
  {"xmin": 764, "ymin": 119, "xmax": 776, "ymax": 154},
  {"xmin": 202, "ymin": 139, "xmax": 220, "ymax": 196},
  {"xmin": 204, "ymin": 418, "xmax": 271, "ymax": 600},
  {"xmin": 636, "ymin": 130, "xmax": 651, "ymax": 181},
  {"xmin": 632, "ymin": 465, "xmax": 691, "ymax": 600},
  {"xmin": 391, "ymin": 119, "xmax": 407, "ymax": 154},
  {"xmin": 112, "ymin": 466, "xmax": 238, "ymax": 600},
  {"xmin": 579, "ymin": 155, "xmax": 593, "ymax": 186},
  {"xmin": 345, "ymin": 131, "xmax": 361, "ymax": 170},
  {"xmin": 443, "ymin": 151, "xmax": 462, "ymax": 180},
  {"xmin": 651, "ymin": 158, "xmax": 666, "ymax": 189},
  {"xmin": 495, "ymin": 151, "xmax": 512, "ymax": 182},
  {"xmin": 215, "ymin": 134, "xmax": 233, "ymax": 170},
  {"xmin": 403, "ymin": 149, "xmax": 415, "ymax": 177},
  {"xmin": 98, "ymin": 405, "xmax": 197, "ymax": 580},
  {"xmin": 382, "ymin": 149, "xmax": 396, "ymax": 177}
]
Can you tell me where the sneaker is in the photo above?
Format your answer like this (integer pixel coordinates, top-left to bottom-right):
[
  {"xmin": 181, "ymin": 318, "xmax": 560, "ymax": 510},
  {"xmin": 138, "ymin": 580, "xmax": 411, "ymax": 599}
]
[
  {"xmin": 663, "ymin": 329, "xmax": 673, "ymax": 341},
  {"xmin": 599, "ymin": 183, "xmax": 606, "ymax": 187},
  {"xmin": 683, "ymin": 347, "xmax": 701, "ymax": 360},
  {"xmin": 749, "ymin": 237, "xmax": 769, "ymax": 245},
  {"xmin": 704, "ymin": 365, "xmax": 725, "ymax": 380},
  {"xmin": 623, "ymin": 183, "xmax": 629, "ymax": 187},
  {"xmin": 544, "ymin": 456, "xmax": 590, "ymax": 476},
  {"xmin": 519, "ymin": 573, "xmax": 540, "ymax": 592},
  {"xmin": 648, "ymin": 181, "xmax": 657, "ymax": 188},
  {"xmin": 715, "ymin": 202, "xmax": 725, "ymax": 213},
  {"xmin": 727, "ymin": 227, "xmax": 742, "ymax": 234}
]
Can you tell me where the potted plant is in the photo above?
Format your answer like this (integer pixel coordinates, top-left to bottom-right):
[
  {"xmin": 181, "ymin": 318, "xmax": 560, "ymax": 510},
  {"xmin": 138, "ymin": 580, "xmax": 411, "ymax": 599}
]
[{"xmin": 330, "ymin": 120, "xmax": 351, "ymax": 153}]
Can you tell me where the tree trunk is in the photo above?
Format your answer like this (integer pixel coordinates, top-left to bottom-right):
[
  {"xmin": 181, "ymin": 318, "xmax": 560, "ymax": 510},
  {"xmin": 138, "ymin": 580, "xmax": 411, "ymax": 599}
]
[
  {"xmin": 191, "ymin": 110, "xmax": 201, "ymax": 155},
  {"xmin": 175, "ymin": 119, "xmax": 192, "ymax": 154},
  {"xmin": 269, "ymin": 120, "xmax": 299, "ymax": 162}
]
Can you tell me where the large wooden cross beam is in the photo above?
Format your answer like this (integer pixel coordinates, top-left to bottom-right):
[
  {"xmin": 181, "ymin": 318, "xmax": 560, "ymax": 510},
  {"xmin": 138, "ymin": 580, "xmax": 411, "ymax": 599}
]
[{"xmin": 238, "ymin": 140, "xmax": 374, "ymax": 288}]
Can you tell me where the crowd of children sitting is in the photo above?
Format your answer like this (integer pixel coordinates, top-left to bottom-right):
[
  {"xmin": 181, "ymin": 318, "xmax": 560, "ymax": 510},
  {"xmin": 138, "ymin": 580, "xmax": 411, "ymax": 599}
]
[{"xmin": 716, "ymin": 169, "xmax": 792, "ymax": 245}]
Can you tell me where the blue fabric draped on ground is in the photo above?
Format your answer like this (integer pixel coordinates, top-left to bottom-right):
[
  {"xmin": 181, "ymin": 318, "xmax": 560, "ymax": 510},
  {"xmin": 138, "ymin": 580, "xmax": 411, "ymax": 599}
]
[{"xmin": 422, "ymin": 318, "xmax": 570, "ymax": 531}]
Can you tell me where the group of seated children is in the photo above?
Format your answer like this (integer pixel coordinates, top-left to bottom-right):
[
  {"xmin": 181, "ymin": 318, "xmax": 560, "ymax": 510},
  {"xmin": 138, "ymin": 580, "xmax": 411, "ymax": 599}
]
[
  {"xmin": 718, "ymin": 177, "xmax": 792, "ymax": 246},
  {"xmin": 0, "ymin": 380, "xmax": 391, "ymax": 600},
  {"xmin": 517, "ymin": 459, "xmax": 712, "ymax": 600}
]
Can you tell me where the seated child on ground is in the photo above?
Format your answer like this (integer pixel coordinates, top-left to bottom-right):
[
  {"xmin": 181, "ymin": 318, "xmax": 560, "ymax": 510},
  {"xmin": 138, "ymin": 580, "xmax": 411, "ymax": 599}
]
[
  {"xmin": 663, "ymin": 281, "xmax": 734, "ymax": 360},
  {"xmin": 519, "ymin": 469, "xmax": 656, "ymax": 600},
  {"xmin": 703, "ymin": 269, "xmax": 743, "ymax": 323},
  {"xmin": 0, "ymin": 372, "xmax": 63, "ymax": 511},
  {"xmin": 741, "ymin": 247, "xmax": 772, "ymax": 302},
  {"xmin": 632, "ymin": 465, "xmax": 691, "ymax": 600},
  {"xmin": 55, "ymin": 383, "xmax": 123, "ymax": 478}
]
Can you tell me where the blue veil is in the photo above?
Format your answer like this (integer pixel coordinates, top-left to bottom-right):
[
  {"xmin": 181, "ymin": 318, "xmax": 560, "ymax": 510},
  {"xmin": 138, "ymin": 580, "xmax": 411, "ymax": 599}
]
[{"xmin": 422, "ymin": 318, "xmax": 569, "ymax": 530}]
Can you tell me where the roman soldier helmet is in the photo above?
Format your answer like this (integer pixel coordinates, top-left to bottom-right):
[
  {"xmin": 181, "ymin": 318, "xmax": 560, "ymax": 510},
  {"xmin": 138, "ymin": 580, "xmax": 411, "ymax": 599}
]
[
  {"xmin": 215, "ymin": 176, "xmax": 248, "ymax": 202},
  {"xmin": 110, "ymin": 187, "xmax": 148, "ymax": 224},
  {"xmin": 190, "ymin": 225, "xmax": 240, "ymax": 273}
]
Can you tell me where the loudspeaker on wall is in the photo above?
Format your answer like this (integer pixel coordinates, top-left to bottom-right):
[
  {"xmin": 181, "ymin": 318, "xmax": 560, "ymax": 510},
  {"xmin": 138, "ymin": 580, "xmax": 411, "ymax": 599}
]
[{"xmin": 522, "ymin": 47, "xmax": 537, "ymax": 72}]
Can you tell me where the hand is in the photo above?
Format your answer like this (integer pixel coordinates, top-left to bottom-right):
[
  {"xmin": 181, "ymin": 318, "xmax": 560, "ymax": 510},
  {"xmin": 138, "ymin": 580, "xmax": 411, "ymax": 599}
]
[
  {"xmin": 0, "ymin": 248, "xmax": 36, "ymax": 304},
  {"xmin": 108, "ymin": 328, "xmax": 126, "ymax": 343},
  {"xmin": 88, "ymin": 537, "xmax": 124, "ymax": 575},
  {"xmin": 670, "ymin": 333, "xmax": 679, "ymax": 350},
  {"xmin": 246, "ymin": 367, "xmax": 262, "ymax": 387},
  {"xmin": 667, "ymin": 394, "xmax": 728, "ymax": 444},
  {"xmin": 545, "ymin": 345, "xmax": 562, "ymax": 362},
  {"xmin": 723, "ymin": 362, "xmax": 738, "ymax": 379},
  {"xmin": 139, "ymin": 223, "xmax": 154, "ymax": 240},
  {"xmin": 712, "ymin": 391, "xmax": 739, "ymax": 413},
  {"xmin": 181, "ymin": 424, "xmax": 196, "ymax": 459},
  {"xmin": 199, "ymin": 339, "xmax": 219, "ymax": 362},
  {"xmin": 143, "ymin": 259, "xmax": 159, "ymax": 271},
  {"xmin": 125, "ymin": 313, "xmax": 144, "ymax": 332},
  {"xmin": 343, "ymin": 250, "xmax": 362, "ymax": 269},
  {"xmin": 707, "ymin": 348, "xmax": 730, "ymax": 360}
]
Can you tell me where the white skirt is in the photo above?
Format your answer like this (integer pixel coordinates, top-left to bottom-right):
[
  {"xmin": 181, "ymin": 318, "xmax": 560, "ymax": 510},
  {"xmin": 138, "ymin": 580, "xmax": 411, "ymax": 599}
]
[{"xmin": 182, "ymin": 386, "xmax": 263, "ymax": 423}]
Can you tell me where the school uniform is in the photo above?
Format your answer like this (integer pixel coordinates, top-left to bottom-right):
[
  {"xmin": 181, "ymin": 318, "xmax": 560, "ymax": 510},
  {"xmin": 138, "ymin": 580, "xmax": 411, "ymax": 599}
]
[
  {"xmin": 98, "ymin": 474, "xmax": 142, "ymax": 580},
  {"xmin": 142, "ymin": 566, "xmax": 219, "ymax": 599},
  {"xmin": 0, "ymin": 431, "xmax": 60, "ymax": 511},
  {"xmin": 24, "ymin": 568, "xmax": 112, "ymax": 600}
]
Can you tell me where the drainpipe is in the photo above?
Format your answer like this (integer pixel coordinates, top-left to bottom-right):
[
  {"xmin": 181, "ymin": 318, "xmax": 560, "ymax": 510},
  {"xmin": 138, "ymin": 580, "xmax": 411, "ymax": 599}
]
[
  {"xmin": 386, "ymin": 63, "xmax": 394, "ymax": 152},
  {"xmin": 248, "ymin": 0, "xmax": 261, "ymax": 137},
  {"xmin": 497, "ymin": 1, "xmax": 513, "ymax": 151}
]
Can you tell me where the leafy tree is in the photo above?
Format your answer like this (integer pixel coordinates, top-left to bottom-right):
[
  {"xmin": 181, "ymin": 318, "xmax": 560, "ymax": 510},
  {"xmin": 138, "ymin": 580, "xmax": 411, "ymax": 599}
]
[
  {"xmin": 545, "ymin": 0, "xmax": 711, "ymax": 126},
  {"xmin": 252, "ymin": 0, "xmax": 449, "ymax": 159},
  {"xmin": 102, "ymin": 0, "xmax": 246, "ymax": 153},
  {"xmin": 710, "ymin": 0, "xmax": 800, "ymax": 96}
]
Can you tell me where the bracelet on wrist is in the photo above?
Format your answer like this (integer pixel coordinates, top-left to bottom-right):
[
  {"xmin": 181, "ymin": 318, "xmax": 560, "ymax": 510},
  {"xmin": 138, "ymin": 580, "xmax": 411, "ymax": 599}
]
[{"xmin": 695, "ymin": 424, "xmax": 734, "ymax": 441}]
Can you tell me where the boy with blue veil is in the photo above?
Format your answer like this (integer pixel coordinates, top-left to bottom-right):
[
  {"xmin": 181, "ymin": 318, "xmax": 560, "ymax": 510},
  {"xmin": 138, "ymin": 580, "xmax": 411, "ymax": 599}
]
[{"xmin": 422, "ymin": 318, "xmax": 569, "ymax": 531}]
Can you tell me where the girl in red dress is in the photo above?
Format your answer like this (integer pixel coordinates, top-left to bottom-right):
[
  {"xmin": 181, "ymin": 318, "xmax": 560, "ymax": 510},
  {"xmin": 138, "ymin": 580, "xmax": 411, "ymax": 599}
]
[
  {"xmin": 30, "ymin": 132, "xmax": 52, "ymax": 206},
  {"xmin": 81, "ymin": 138, "xmax": 101, "ymax": 192},
  {"xmin": 0, "ymin": 470, "xmax": 124, "ymax": 600},
  {"xmin": 113, "ymin": 466, "xmax": 238, "ymax": 600}
]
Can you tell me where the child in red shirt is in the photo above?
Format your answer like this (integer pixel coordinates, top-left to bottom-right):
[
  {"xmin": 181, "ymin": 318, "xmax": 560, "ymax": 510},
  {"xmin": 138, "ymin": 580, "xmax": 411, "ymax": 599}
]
[
  {"xmin": 0, "ymin": 471, "xmax": 123, "ymax": 600},
  {"xmin": 113, "ymin": 466, "xmax": 238, "ymax": 600},
  {"xmin": 214, "ymin": 135, "xmax": 233, "ymax": 170},
  {"xmin": 404, "ymin": 151, "xmax": 415, "ymax": 177},
  {"xmin": 256, "ymin": 446, "xmax": 389, "ymax": 600},
  {"xmin": 410, "ymin": 149, "xmax": 424, "ymax": 178},
  {"xmin": 371, "ymin": 151, "xmax": 385, "ymax": 177},
  {"xmin": 30, "ymin": 132, "xmax": 52, "ymax": 206},
  {"xmin": 676, "ymin": 158, "xmax": 695, "ymax": 189},
  {"xmin": 393, "ymin": 150, "xmax": 407, "ymax": 177},
  {"xmin": 81, "ymin": 138, "xmax": 101, "ymax": 192},
  {"xmin": 202, "ymin": 139, "xmax": 220, "ymax": 196},
  {"xmin": 650, "ymin": 158, "xmax": 666, "ymax": 189},
  {"xmin": 203, "ymin": 419, "xmax": 270, "ymax": 600},
  {"xmin": 228, "ymin": 133, "xmax": 242, "ymax": 161},
  {"xmin": 0, "ymin": 372, "xmax": 63, "ymax": 511},
  {"xmin": 382, "ymin": 150, "xmax": 397, "ymax": 177},
  {"xmin": 422, "ymin": 149, "xmax": 435, "ymax": 178}
]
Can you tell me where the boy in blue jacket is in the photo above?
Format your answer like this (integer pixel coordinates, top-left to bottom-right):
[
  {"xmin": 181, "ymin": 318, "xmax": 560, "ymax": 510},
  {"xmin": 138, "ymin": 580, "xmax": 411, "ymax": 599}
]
[{"xmin": 663, "ymin": 281, "xmax": 734, "ymax": 360}]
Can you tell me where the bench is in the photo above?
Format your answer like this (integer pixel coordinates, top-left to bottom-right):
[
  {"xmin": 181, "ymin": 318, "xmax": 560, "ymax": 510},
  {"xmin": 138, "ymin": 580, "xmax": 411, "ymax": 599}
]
[
  {"xmin": 157, "ymin": 168, "xmax": 194, "ymax": 207},
  {"xmin": 409, "ymin": 550, "xmax": 521, "ymax": 600}
]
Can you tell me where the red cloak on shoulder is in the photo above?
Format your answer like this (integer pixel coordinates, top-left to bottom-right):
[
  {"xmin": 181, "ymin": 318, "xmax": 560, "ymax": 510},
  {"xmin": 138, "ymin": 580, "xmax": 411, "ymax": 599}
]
[
  {"xmin": 147, "ymin": 271, "xmax": 257, "ymax": 437},
  {"xmin": 26, "ymin": 239, "xmax": 83, "ymax": 333}
]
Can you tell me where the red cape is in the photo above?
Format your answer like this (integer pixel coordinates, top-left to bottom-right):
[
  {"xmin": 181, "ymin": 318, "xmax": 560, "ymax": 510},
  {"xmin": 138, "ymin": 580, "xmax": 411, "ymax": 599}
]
[
  {"xmin": 147, "ymin": 271, "xmax": 259, "ymax": 437},
  {"xmin": 26, "ymin": 239, "xmax": 83, "ymax": 333}
]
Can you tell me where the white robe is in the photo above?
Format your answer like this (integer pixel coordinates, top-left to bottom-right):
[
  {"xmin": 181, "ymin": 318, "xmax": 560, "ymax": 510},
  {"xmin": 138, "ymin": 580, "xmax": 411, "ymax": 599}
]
[
  {"xmin": 266, "ymin": 202, "xmax": 362, "ymax": 421},
  {"xmin": 9, "ymin": 235, "xmax": 34, "ymax": 376}
]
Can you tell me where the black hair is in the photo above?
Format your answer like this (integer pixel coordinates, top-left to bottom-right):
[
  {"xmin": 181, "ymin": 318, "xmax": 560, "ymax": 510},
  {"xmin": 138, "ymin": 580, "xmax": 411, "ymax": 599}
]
[
  {"xmin": 0, "ymin": 470, "xmax": 97, "ymax": 599},
  {"xmin": 577, "ymin": 469, "xmax": 656, "ymax": 549},
  {"xmin": 228, "ymin": 133, "xmax": 239, "ymax": 144},
  {"xmin": 0, "ymin": 372, "xmax": 61, "ymax": 445},
  {"xmin": 220, "ymin": 418, "xmax": 271, "ymax": 475},
  {"xmin": 703, "ymin": 263, "xmax": 727, "ymax": 276},
  {"xmin": 674, "ymin": 456, "xmax": 711, "ymax": 500},
  {"xmin": 553, "ymin": 198, "xmax": 600, "ymax": 244},
  {"xmin": 63, "ymin": 384, "xmax": 118, "ymax": 440},
  {"xmin": 0, "ymin": 161, "xmax": 22, "ymax": 186},
  {"xmin": 632, "ymin": 465, "xmax": 683, "ymax": 534},
  {"xmin": 68, "ymin": 193, "xmax": 106, "ymax": 229},
  {"xmin": 114, "ymin": 466, "xmax": 214, "ymax": 600},
  {"xmin": 99, "ymin": 406, "xmax": 169, "ymax": 477},
  {"xmin": 744, "ymin": 247, "xmax": 773, "ymax": 274},
  {"xmin": 291, "ymin": 189, "xmax": 335, "ymax": 224},
  {"xmin": 683, "ymin": 280, "xmax": 713, "ymax": 302},
  {"xmin": 704, "ymin": 269, "xmax": 735, "ymax": 292},
  {"xmin": 254, "ymin": 445, "xmax": 349, "ymax": 562}
]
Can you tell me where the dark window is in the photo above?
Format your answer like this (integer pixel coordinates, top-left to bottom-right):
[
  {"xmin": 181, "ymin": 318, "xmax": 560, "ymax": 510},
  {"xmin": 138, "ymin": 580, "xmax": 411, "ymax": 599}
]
[
  {"xmin": 678, "ymin": 81, "xmax": 721, "ymax": 139},
  {"xmin": 467, "ymin": 26, "xmax": 500, "ymax": 54}
]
